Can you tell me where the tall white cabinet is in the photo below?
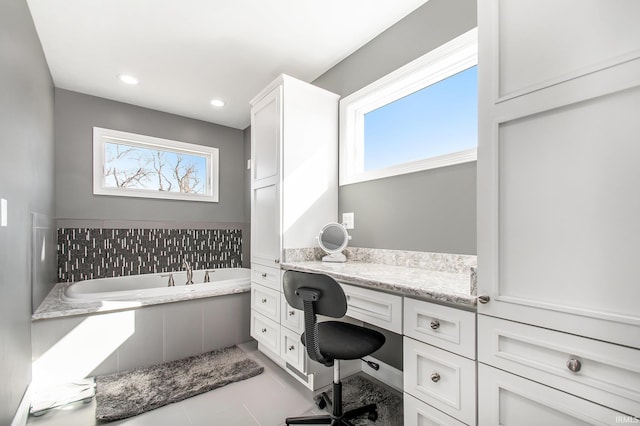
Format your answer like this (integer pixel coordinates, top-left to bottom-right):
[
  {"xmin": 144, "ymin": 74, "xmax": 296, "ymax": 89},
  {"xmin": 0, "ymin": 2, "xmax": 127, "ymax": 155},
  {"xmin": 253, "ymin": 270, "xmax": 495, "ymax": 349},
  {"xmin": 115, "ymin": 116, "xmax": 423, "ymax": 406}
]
[
  {"xmin": 477, "ymin": 1, "xmax": 640, "ymax": 423},
  {"xmin": 249, "ymin": 74, "xmax": 339, "ymax": 388}
]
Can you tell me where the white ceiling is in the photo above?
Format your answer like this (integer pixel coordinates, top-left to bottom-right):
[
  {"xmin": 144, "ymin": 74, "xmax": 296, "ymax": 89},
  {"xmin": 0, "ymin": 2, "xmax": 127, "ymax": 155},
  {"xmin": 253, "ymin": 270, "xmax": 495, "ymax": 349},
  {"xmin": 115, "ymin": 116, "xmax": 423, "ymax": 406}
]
[{"xmin": 27, "ymin": 0, "xmax": 428, "ymax": 130}]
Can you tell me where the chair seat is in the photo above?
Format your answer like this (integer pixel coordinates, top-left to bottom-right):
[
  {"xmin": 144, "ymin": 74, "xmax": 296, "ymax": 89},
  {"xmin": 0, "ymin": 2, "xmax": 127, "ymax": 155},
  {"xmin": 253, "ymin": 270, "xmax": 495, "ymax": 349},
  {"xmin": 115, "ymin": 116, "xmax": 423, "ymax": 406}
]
[{"xmin": 302, "ymin": 321, "xmax": 385, "ymax": 361}]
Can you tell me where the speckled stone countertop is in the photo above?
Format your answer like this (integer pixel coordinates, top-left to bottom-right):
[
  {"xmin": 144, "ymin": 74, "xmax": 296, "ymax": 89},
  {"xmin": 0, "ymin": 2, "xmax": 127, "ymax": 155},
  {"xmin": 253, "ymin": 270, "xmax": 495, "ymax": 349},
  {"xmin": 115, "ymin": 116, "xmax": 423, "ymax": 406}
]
[
  {"xmin": 281, "ymin": 249, "xmax": 477, "ymax": 309},
  {"xmin": 32, "ymin": 281, "xmax": 250, "ymax": 321}
]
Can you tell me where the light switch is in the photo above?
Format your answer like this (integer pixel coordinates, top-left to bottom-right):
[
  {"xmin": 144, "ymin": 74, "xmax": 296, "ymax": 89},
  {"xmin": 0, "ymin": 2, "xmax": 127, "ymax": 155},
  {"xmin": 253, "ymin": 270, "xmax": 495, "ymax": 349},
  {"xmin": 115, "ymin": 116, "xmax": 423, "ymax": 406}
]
[
  {"xmin": 342, "ymin": 212, "xmax": 354, "ymax": 230},
  {"xmin": 1, "ymin": 198, "xmax": 7, "ymax": 227}
]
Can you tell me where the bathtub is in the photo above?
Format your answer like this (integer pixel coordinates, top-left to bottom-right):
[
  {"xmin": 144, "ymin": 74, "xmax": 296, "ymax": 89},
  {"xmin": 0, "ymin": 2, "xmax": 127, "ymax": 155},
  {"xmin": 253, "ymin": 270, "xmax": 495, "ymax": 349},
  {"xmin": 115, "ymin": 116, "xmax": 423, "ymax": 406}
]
[
  {"xmin": 33, "ymin": 267, "xmax": 252, "ymax": 385},
  {"xmin": 62, "ymin": 268, "xmax": 250, "ymax": 302}
]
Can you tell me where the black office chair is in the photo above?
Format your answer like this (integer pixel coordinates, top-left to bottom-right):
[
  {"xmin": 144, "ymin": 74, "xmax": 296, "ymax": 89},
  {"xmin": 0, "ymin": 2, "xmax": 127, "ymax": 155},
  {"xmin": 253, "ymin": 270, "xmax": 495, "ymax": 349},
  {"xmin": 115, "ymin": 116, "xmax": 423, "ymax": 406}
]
[{"xmin": 283, "ymin": 270, "xmax": 386, "ymax": 425}]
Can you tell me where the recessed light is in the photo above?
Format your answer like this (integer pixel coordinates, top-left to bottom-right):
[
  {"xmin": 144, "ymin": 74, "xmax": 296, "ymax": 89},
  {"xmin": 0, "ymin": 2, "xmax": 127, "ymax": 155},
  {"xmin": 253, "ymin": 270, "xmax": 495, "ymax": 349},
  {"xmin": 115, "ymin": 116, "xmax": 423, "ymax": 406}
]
[
  {"xmin": 210, "ymin": 99, "xmax": 225, "ymax": 107},
  {"xmin": 118, "ymin": 74, "xmax": 139, "ymax": 85}
]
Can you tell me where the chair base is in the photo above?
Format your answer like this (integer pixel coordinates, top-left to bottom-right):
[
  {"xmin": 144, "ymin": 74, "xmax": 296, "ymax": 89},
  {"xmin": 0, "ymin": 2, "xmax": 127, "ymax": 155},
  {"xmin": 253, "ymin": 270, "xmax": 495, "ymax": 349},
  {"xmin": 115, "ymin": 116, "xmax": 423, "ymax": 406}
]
[{"xmin": 285, "ymin": 382, "xmax": 378, "ymax": 425}]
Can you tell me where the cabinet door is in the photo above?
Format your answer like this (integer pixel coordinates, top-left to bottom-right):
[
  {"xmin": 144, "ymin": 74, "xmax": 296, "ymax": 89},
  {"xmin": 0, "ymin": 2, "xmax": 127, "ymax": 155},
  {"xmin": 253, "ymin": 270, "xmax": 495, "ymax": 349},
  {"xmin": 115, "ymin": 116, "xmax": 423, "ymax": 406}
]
[
  {"xmin": 478, "ymin": 364, "xmax": 628, "ymax": 426},
  {"xmin": 251, "ymin": 182, "xmax": 281, "ymax": 267},
  {"xmin": 477, "ymin": 0, "xmax": 640, "ymax": 348},
  {"xmin": 251, "ymin": 86, "xmax": 281, "ymax": 184}
]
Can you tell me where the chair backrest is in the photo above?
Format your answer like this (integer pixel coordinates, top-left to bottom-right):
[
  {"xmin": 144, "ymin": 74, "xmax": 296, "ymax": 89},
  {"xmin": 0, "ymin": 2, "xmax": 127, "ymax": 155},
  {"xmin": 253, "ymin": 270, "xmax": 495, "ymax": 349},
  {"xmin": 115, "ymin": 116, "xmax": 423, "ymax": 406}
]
[{"xmin": 282, "ymin": 270, "xmax": 347, "ymax": 366}]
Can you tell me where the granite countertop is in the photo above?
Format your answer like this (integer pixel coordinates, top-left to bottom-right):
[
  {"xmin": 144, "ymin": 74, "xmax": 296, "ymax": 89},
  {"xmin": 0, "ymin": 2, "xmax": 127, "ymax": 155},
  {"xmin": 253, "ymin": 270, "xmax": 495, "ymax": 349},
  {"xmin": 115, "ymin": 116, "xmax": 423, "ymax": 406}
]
[
  {"xmin": 280, "ymin": 260, "xmax": 477, "ymax": 309},
  {"xmin": 32, "ymin": 281, "xmax": 250, "ymax": 321}
]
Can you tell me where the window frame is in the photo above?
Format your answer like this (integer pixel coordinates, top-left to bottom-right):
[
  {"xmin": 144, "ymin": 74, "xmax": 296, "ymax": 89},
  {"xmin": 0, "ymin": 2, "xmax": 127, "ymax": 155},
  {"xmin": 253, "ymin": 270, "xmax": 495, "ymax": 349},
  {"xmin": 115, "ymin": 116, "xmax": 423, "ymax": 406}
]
[
  {"xmin": 339, "ymin": 28, "xmax": 478, "ymax": 186},
  {"xmin": 92, "ymin": 127, "xmax": 219, "ymax": 202}
]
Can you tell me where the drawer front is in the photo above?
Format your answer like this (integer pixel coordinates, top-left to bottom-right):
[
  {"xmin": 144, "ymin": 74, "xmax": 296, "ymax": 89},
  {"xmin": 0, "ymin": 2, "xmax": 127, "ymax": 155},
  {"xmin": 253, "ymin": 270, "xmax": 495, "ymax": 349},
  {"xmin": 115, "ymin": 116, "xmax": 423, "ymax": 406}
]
[
  {"xmin": 478, "ymin": 315, "xmax": 640, "ymax": 416},
  {"xmin": 251, "ymin": 265, "xmax": 281, "ymax": 291},
  {"xmin": 251, "ymin": 283, "xmax": 280, "ymax": 321},
  {"xmin": 250, "ymin": 310, "xmax": 280, "ymax": 354},
  {"xmin": 281, "ymin": 294, "xmax": 304, "ymax": 334},
  {"xmin": 280, "ymin": 326, "xmax": 305, "ymax": 373},
  {"xmin": 479, "ymin": 364, "xmax": 629, "ymax": 425},
  {"xmin": 404, "ymin": 393, "xmax": 467, "ymax": 426},
  {"xmin": 341, "ymin": 283, "xmax": 402, "ymax": 333},
  {"xmin": 404, "ymin": 297, "xmax": 476, "ymax": 359},
  {"xmin": 404, "ymin": 337, "xmax": 476, "ymax": 426}
]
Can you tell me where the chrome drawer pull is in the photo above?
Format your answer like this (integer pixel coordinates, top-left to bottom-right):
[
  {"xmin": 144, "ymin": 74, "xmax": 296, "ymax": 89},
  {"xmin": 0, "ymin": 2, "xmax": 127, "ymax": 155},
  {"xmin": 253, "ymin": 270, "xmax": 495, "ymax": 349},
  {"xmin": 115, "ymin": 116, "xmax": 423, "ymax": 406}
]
[
  {"xmin": 261, "ymin": 273, "xmax": 267, "ymax": 278},
  {"xmin": 288, "ymin": 345, "xmax": 295, "ymax": 351},
  {"xmin": 261, "ymin": 298, "xmax": 267, "ymax": 303},
  {"xmin": 478, "ymin": 295, "xmax": 490, "ymax": 304},
  {"xmin": 430, "ymin": 320, "xmax": 440, "ymax": 330},
  {"xmin": 431, "ymin": 372, "xmax": 441, "ymax": 383},
  {"xmin": 288, "ymin": 310, "xmax": 295, "ymax": 316},
  {"xmin": 261, "ymin": 328, "xmax": 267, "ymax": 333},
  {"xmin": 567, "ymin": 358, "xmax": 582, "ymax": 372}
]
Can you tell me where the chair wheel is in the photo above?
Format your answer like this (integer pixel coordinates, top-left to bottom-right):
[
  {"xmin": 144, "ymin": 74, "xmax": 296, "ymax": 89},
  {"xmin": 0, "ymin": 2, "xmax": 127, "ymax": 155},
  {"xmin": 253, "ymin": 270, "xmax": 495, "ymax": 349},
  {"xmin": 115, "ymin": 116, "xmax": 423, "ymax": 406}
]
[
  {"xmin": 368, "ymin": 411, "xmax": 378, "ymax": 421},
  {"xmin": 313, "ymin": 394, "xmax": 326, "ymax": 409}
]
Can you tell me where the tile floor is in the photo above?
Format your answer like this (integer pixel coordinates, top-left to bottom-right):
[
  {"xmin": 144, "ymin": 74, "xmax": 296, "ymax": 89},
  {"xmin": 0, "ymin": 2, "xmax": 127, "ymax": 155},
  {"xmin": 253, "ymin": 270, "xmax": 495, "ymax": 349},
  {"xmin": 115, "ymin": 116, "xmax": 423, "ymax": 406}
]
[{"xmin": 26, "ymin": 342, "xmax": 326, "ymax": 426}]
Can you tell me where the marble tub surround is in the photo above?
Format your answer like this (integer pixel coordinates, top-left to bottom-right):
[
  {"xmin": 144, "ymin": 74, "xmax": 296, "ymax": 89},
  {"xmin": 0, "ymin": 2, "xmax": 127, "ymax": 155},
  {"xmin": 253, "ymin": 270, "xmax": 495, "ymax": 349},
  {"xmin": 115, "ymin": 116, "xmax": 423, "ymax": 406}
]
[
  {"xmin": 32, "ymin": 279, "xmax": 250, "ymax": 320},
  {"xmin": 281, "ymin": 259, "xmax": 477, "ymax": 308}
]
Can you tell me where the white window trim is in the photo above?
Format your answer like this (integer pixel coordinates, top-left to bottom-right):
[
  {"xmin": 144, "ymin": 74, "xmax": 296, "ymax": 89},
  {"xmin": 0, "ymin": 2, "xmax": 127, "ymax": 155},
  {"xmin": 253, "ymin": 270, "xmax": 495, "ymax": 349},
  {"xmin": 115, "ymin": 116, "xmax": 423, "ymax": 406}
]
[
  {"xmin": 339, "ymin": 28, "xmax": 478, "ymax": 186},
  {"xmin": 93, "ymin": 127, "xmax": 219, "ymax": 202}
]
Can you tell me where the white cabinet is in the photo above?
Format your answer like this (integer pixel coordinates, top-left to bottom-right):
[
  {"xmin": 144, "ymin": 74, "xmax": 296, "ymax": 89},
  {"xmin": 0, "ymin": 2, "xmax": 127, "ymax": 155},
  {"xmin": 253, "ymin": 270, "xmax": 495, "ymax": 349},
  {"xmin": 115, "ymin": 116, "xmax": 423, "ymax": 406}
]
[
  {"xmin": 478, "ymin": 364, "xmax": 627, "ymax": 426},
  {"xmin": 249, "ymin": 74, "xmax": 339, "ymax": 388},
  {"xmin": 477, "ymin": 0, "xmax": 640, "ymax": 422},
  {"xmin": 403, "ymin": 298, "xmax": 477, "ymax": 426}
]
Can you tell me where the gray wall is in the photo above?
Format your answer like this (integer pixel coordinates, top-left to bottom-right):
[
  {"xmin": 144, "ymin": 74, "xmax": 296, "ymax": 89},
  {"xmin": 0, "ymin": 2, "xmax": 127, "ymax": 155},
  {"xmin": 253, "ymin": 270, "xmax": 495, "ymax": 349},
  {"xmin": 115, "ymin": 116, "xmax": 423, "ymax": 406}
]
[
  {"xmin": 0, "ymin": 0, "xmax": 56, "ymax": 422},
  {"xmin": 55, "ymin": 89, "xmax": 245, "ymax": 227},
  {"xmin": 312, "ymin": 0, "xmax": 477, "ymax": 370},
  {"xmin": 313, "ymin": 0, "xmax": 477, "ymax": 255}
]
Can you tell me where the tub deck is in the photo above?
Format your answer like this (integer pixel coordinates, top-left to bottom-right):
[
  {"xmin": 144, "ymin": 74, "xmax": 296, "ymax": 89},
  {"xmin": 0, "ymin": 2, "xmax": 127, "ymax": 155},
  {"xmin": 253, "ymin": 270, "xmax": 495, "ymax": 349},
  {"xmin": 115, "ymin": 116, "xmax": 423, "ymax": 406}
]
[{"xmin": 33, "ymin": 279, "xmax": 250, "ymax": 321}]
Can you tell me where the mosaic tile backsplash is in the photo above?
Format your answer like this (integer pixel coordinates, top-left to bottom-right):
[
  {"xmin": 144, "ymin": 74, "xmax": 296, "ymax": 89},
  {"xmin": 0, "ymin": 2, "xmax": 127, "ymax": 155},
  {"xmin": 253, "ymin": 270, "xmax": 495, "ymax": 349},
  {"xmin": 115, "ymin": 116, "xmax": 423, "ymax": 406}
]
[{"xmin": 58, "ymin": 228, "xmax": 242, "ymax": 282}]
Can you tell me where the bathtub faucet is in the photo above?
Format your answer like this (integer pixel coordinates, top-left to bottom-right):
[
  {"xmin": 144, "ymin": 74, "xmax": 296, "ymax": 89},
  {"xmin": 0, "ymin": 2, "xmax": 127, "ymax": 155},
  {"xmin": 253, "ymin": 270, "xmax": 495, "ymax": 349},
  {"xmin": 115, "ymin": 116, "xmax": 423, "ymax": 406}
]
[{"xmin": 183, "ymin": 261, "xmax": 194, "ymax": 285}]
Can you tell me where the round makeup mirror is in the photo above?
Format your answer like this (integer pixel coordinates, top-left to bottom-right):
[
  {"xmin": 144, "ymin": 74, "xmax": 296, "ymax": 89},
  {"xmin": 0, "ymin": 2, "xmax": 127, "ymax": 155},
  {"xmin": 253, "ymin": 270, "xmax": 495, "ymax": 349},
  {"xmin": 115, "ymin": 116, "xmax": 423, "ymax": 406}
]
[{"xmin": 317, "ymin": 222, "xmax": 351, "ymax": 263}]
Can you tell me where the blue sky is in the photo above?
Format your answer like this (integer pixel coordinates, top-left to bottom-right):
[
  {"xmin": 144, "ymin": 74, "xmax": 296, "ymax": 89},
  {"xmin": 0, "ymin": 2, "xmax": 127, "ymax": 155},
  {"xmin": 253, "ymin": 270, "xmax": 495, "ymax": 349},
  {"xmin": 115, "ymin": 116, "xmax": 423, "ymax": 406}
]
[{"xmin": 364, "ymin": 65, "xmax": 477, "ymax": 171}]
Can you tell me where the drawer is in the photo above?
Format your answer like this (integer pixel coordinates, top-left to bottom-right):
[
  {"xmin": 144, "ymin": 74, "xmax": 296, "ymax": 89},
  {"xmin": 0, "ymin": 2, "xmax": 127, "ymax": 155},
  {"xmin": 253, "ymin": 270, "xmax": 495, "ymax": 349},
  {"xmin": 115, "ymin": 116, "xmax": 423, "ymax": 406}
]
[
  {"xmin": 479, "ymin": 363, "xmax": 629, "ymax": 425},
  {"xmin": 404, "ymin": 336, "xmax": 476, "ymax": 426},
  {"xmin": 478, "ymin": 315, "xmax": 640, "ymax": 416},
  {"xmin": 251, "ymin": 283, "xmax": 280, "ymax": 321},
  {"xmin": 281, "ymin": 326, "xmax": 305, "ymax": 373},
  {"xmin": 281, "ymin": 293, "xmax": 304, "ymax": 334},
  {"xmin": 250, "ymin": 310, "xmax": 280, "ymax": 354},
  {"xmin": 404, "ymin": 297, "xmax": 476, "ymax": 359},
  {"xmin": 251, "ymin": 265, "xmax": 281, "ymax": 291},
  {"xmin": 341, "ymin": 283, "xmax": 403, "ymax": 333},
  {"xmin": 404, "ymin": 393, "xmax": 467, "ymax": 426}
]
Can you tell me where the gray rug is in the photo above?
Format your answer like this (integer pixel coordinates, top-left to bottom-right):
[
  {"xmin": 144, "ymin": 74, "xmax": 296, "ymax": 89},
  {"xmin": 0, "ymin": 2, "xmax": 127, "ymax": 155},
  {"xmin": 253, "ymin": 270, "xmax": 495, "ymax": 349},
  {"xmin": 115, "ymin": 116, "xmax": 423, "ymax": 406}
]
[
  {"xmin": 95, "ymin": 345, "xmax": 263, "ymax": 422},
  {"xmin": 325, "ymin": 374, "xmax": 403, "ymax": 425}
]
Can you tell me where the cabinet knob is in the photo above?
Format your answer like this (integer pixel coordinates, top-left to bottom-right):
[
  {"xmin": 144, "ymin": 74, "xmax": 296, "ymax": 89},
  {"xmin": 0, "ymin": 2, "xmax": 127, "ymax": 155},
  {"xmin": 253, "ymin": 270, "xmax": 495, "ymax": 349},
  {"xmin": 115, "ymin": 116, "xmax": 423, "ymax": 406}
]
[
  {"xmin": 261, "ymin": 328, "xmax": 267, "ymax": 333},
  {"xmin": 430, "ymin": 372, "xmax": 441, "ymax": 383},
  {"xmin": 261, "ymin": 273, "xmax": 267, "ymax": 278},
  {"xmin": 478, "ymin": 295, "xmax": 491, "ymax": 304},
  {"xmin": 288, "ymin": 345, "xmax": 295, "ymax": 351},
  {"xmin": 274, "ymin": 259, "xmax": 280, "ymax": 264},
  {"xmin": 288, "ymin": 310, "xmax": 295, "ymax": 316},
  {"xmin": 261, "ymin": 298, "xmax": 267, "ymax": 303},
  {"xmin": 566, "ymin": 358, "xmax": 582, "ymax": 372},
  {"xmin": 430, "ymin": 320, "xmax": 440, "ymax": 330}
]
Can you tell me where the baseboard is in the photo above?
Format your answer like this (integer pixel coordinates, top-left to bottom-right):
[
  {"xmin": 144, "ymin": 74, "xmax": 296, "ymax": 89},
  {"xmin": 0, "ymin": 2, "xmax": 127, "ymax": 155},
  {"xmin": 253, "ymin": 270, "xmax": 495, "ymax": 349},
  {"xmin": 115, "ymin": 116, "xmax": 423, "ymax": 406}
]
[
  {"xmin": 360, "ymin": 356, "xmax": 403, "ymax": 393},
  {"xmin": 11, "ymin": 384, "xmax": 32, "ymax": 426}
]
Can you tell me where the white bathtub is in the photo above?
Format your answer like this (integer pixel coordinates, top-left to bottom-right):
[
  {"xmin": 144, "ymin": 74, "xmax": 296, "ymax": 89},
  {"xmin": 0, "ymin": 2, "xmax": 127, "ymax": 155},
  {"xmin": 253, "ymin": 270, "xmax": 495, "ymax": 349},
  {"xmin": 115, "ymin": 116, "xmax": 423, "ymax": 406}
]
[{"xmin": 62, "ymin": 268, "xmax": 250, "ymax": 302}]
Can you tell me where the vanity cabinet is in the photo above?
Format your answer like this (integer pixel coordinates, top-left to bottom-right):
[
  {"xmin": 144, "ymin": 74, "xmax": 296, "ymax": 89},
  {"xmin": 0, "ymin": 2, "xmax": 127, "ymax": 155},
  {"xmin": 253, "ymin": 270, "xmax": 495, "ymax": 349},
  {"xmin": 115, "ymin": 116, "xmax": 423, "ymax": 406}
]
[
  {"xmin": 477, "ymin": 0, "xmax": 640, "ymax": 422},
  {"xmin": 403, "ymin": 298, "xmax": 477, "ymax": 426},
  {"xmin": 249, "ymin": 74, "xmax": 339, "ymax": 388}
]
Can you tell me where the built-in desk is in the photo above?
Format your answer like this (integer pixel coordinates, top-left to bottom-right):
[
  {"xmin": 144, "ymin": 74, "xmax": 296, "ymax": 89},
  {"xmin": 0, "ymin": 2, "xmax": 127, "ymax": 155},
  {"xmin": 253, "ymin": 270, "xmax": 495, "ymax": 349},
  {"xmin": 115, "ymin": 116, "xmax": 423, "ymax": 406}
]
[{"xmin": 251, "ymin": 249, "xmax": 479, "ymax": 426}]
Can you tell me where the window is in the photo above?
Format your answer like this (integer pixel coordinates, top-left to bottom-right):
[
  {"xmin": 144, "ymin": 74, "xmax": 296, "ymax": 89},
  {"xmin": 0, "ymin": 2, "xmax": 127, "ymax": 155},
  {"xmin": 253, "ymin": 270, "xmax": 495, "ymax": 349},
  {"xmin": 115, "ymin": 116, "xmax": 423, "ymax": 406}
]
[
  {"xmin": 339, "ymin": 28, "xmax": 477, "ymax": 185},
  {"xmin": 93, "ymin": 127, "xmax": 219, "ymax": 202}
]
